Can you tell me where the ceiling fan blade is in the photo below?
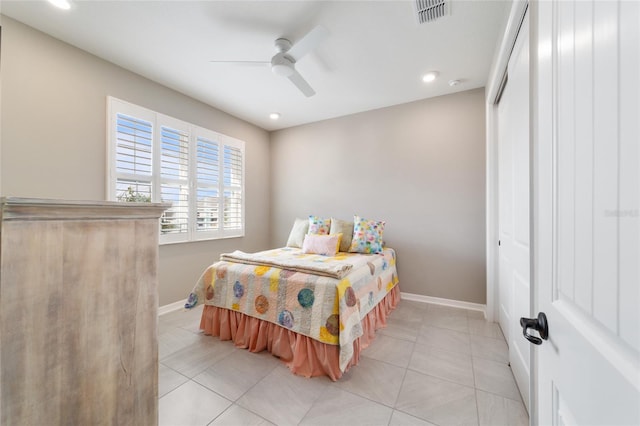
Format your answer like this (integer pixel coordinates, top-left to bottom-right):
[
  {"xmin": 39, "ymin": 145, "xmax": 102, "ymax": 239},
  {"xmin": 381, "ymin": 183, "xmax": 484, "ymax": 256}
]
[
  {"xmin": 209, "ymin": 61, "xmax": 270, "ymax": 67},
  {"xmin": 288, "ymin": 70, "xmax": 316, "ymax": 97},
  {"xmin": 287, "ymin": 25, "xmax": 329, "ymax": 62}
]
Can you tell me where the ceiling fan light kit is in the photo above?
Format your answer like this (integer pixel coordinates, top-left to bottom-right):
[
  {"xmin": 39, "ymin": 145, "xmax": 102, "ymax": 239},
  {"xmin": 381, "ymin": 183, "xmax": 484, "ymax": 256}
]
[{"xmin": 271, "ymin": 52, "xmax": 295, "ymax": 77}]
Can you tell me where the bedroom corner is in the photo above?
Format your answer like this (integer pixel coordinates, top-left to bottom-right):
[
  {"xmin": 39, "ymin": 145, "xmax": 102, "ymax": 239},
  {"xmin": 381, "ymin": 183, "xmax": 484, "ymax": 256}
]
[{"xmin": 269, "ymin": 89, "xmax": 487, "ymax": 308}]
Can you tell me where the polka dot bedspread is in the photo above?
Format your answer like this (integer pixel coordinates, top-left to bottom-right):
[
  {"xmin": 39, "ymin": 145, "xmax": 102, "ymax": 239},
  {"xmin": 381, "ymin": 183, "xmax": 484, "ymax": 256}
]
[{"xmin": 186, "ymin": 247, "xmax": 399, "ymax": 372}]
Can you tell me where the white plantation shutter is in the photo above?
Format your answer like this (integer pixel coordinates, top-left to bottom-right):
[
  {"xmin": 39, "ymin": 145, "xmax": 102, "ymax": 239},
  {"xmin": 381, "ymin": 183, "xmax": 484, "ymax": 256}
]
[
  {"xmin": 194, "ymin": 131, "xmax": 244, "ymax": 239},
  {"xmin": 223, "ymin": 143, "xmax": 243, "ymax": 231},
  {"xmin": 160, "ymin": 124, "xmax": 190, "ymax": 239},
  {"xmin": 196, "ymin": 135, "xmax": 220, "ymax": 234},
  {"xmin": 108, "ymin": 97, "xmax": 245, "ymax": 243},
  {"xmin": 115, "ymin": 114, "xmax": 152, "ymax": 176},
  {"xmin": 223, "ymin": 190, "xmax": 243, "ymax": 230},
  {"xmin": 114, "ymin": 113, "xmax": 153, "ymax": 201}
]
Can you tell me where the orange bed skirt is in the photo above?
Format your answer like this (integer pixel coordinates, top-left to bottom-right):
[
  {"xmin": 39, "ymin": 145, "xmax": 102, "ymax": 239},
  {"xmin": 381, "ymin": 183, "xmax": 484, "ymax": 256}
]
[{"xmin": 199, "ymin": 284, "xmax": 400, "ymax": 381}]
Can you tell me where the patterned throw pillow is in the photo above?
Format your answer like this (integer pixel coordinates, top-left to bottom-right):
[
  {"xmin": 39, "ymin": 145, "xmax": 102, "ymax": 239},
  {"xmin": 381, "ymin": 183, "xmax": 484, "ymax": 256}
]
[
  {"xmin": 348, "ymin": 215, "xmax": 386, "ymax": 254},
  {"xmin": 301, "ymin": 233, "xmax": 343, "ymax": 256},
  {"xmin": 308, "ymin": 215, "xmax": 331, "ymax": 235}
]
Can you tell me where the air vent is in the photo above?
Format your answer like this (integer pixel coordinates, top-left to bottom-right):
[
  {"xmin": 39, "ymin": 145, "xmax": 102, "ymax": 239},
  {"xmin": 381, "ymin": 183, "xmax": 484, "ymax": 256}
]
[{"xmin": 415, "ymin": 0, "xmax": 449, "ymax": 24}]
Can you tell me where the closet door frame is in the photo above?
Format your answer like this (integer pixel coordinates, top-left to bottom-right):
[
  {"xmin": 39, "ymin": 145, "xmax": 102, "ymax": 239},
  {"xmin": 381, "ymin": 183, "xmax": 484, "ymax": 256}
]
[{"xmin": 485, "ymin": 1, "xmax": 529, "ymax": 326}]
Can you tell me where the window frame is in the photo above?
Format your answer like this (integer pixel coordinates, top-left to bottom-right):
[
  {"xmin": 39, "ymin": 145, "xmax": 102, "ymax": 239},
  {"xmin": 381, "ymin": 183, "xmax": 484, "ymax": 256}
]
[{"xmin": 107, "ymin": 97, "xmax": 245, "ymax": 244}]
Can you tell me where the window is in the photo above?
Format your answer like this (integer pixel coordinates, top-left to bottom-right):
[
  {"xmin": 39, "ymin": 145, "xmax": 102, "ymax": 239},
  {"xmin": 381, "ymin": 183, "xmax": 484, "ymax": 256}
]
[{"xmin": 107, "ymin": 97, "xmax": 245, "ymax": 244}]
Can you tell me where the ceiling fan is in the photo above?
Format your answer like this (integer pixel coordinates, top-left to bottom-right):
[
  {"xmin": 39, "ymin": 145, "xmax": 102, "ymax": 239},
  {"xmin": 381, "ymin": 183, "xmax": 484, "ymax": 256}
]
[{"xmin": 210, "ymin": 25, "xmax": 329, "ymax": 97}]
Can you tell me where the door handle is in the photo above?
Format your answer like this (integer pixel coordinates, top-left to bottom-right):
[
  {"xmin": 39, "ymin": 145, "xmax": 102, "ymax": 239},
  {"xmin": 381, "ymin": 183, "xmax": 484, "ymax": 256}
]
[{"xmin": 520, "ymin": 312, "xmax": 549, "ymax": 345}]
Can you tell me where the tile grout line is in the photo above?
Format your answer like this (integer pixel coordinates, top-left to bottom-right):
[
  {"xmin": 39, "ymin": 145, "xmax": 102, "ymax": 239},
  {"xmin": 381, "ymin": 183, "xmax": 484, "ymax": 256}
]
[
  {"xmin": 213, "ymin": 361, "xmax": 280, "ymax": 417},
  {"xmin": 386, "ymin": 337, "xmax": 418, "ymax": 425},
  {"xmin": 471, "ymin": 356, "xmax": 528, "ymax": 403},
  {"xmin": 296, "ymin": 381, "xmax": 333, "ymax": 425},
  {"xmin": 162, "ymin": 313, "xmax": 278, "ymax": 425},
  {"xmin": 233, "ymin": 365, "xmax": 298, "ymax": 424},
  {"xmin": 202, "ymin": 393, "xmax": 234, "ymax": 426},
  {"xmin": 471, "ymin": 337, "xmax": 481, "ymax": 426},
  {"xmin": 158, "ymin": 362, "xmax": 192, "ymax": 399}
]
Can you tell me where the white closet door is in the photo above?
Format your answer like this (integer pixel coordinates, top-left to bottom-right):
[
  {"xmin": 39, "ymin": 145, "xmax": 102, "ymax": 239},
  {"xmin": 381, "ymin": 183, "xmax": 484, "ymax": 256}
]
[{"xmin": 497, "ymin": 11, "xmax": 531, "ymax": 411}]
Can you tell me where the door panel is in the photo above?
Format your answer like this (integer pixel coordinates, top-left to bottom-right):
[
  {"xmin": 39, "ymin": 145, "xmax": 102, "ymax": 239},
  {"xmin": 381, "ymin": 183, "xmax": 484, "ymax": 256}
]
[
  {"xmin": 506, "ymin": 11, "xmax": 530, "ymax": 411},
  {"xmin": 534, "ymin": 0, "xmax": 639, "ymax": 423},
  {"xmin": 498, "ymin": 78, "xmax": 513, "ymax": 345},
  {"xmin": 617, "ymin": 0, "xmax": 640, "ymax": 351},
  {"xmin": 498, "ymin": 10, "xmax": 530, "ymax": 411}
]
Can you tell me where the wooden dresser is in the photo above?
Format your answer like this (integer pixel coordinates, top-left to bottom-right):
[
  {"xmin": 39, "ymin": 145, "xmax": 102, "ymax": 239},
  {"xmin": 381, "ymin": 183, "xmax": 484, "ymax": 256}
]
[{"xmin": 0, "ymin": 198, "xmax": 168, "ymax": 426}]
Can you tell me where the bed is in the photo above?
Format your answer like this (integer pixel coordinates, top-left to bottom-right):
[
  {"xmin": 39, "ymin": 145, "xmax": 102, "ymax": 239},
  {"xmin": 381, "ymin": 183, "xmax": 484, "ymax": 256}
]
[{"xmin": 185, "ymin": 245, "xmax": 400, "ymax": 381}]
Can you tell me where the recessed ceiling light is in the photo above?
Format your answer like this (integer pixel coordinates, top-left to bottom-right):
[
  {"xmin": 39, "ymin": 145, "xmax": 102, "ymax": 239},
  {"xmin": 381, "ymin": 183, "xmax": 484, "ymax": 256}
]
[
  {"xmin": 48, "ymin": 0, "xmax": 71, "ymax": 10},
  {"xmin": 448, "ymin": 79, "xmax": 461, "ymax": 86},
  {"xmin": 269, "ymin": 113, "xmax": 280, "ymax": 120},
  {"xmin": 422, "ymin": 71, "xmax": 439, "ymax": 83}
]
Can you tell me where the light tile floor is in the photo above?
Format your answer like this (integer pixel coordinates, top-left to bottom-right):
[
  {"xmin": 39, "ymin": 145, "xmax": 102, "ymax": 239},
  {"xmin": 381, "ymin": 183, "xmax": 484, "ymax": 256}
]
[{"xmin": 159, "ymin": 300, "xmax": 529, "ymax": 426}]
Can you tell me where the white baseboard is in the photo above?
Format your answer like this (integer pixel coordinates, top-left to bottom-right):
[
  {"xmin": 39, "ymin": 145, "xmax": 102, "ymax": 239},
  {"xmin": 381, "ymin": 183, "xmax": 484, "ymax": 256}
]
[
  {"xmin": 400, "ymin": 292, "xmax": 486, "ymax": 318},
  {"xmin": 158, "ymin": 299, "xmax": 187, "ymax": 316}
]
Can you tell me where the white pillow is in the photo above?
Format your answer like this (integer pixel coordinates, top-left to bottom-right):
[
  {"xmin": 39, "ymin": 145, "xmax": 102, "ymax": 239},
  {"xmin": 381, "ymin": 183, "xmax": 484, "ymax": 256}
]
[{"xmin": 286, "ymin": 218, "xmax": 309, "ymax": 248}]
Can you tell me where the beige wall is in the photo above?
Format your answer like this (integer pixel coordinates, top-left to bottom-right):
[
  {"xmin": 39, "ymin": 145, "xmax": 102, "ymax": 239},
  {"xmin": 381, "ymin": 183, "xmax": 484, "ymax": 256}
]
[
  {"xmin": 1, "ymin": 15, "xmax": 487, "ymax": 305},
  {"xmin": 0, "ymin": 16, "xmax": 271, "ymax": 305},
  {"xmin": 270, "ymin": 89, "xmax": 487, "ymax": 304}
]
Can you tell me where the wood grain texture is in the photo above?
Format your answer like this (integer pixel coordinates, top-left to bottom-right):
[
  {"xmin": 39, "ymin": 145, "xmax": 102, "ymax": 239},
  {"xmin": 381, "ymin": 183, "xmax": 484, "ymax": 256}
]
[{"xmin": 0, "ymin": 199, "xmax": 166, "ymax": 425}]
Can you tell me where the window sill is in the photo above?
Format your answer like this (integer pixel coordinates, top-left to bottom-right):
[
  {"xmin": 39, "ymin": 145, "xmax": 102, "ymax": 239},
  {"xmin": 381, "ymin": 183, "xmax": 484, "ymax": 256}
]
[{"xmin": 159, "ymin": 232, "xmax": 245, "ymax": 245}]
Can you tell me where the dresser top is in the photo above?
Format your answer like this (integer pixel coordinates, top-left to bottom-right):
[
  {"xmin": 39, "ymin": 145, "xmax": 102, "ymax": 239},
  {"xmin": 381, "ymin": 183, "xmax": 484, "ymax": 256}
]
[{"xmin": 1, "ymin": 197, "xmax": 170, "ymax": 221}]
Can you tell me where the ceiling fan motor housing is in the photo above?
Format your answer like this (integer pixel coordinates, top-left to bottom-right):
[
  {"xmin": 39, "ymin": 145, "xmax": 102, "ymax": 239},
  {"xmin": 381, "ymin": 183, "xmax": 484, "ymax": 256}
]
[{"xmin": 274, "ymin": 38, "xmax": 292, "ymax": 53}]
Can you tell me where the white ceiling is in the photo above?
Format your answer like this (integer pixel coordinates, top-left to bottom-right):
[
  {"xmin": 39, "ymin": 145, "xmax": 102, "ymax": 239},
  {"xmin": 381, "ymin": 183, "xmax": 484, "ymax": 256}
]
[{"xmin": 2, "ymin": 0, "xmax": 510, "ymax": 131}]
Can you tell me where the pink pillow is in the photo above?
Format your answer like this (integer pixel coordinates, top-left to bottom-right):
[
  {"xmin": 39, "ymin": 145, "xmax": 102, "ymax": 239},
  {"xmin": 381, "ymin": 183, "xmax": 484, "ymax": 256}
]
[{"xmin": 301, "ymin": 233, "xmax": 343, "ymax": 256}]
